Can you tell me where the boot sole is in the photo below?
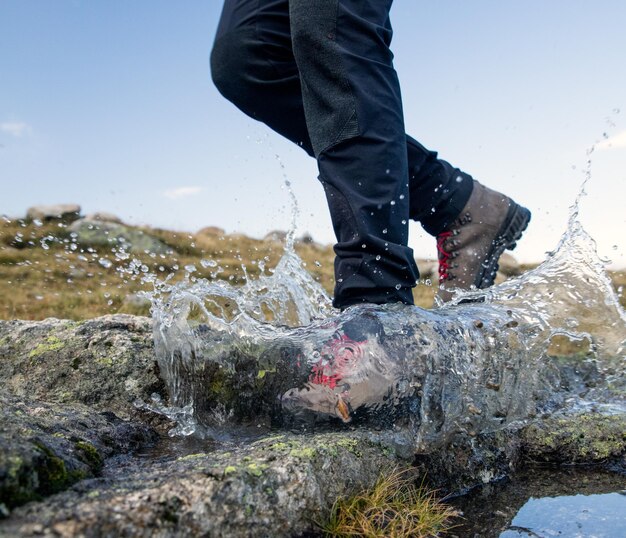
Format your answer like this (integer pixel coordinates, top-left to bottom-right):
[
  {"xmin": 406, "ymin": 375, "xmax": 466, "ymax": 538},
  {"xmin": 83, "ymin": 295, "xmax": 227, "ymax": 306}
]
[{"xmin": 476, "ymin": 202, "xmax": 531, "ymax": 289}]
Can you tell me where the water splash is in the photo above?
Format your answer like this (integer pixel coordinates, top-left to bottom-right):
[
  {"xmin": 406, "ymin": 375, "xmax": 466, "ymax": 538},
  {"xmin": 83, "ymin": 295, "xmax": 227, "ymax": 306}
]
[
  {"xmin": 146, "ymin": 205, "xmax": 624, "ymax": 448},
  {"xmin": 135, "ymin": 129, "xmax": 626, "ymax": 447}
]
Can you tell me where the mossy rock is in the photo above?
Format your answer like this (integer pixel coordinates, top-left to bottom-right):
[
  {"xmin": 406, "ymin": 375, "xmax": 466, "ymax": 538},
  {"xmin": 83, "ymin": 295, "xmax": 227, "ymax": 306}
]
[{"xmin": 522, "ymin": 411, "xmax": 626, "ymax": 464}]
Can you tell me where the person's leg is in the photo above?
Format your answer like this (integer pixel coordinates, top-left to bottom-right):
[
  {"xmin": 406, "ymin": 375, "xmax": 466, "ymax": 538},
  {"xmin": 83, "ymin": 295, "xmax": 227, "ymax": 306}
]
[
  {"xmin": 210, "ymin": 0, "xmax": 474, "ymax": 239},
  {"xmin": 210, "ymin": 0, "xmax": 527, "ymax": 307},
  {"xmin": 288, "ymin": 0, "xmax": 421, "ymax": 308},
  {"xmin": 211, "ymin": 0, "xmax": 315, "ymax": 156}
]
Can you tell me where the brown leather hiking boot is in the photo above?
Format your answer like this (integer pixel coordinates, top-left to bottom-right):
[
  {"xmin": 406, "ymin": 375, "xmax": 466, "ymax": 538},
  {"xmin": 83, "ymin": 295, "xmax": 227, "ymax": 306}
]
[{"xmin": 436, "ymin": 180, "xmax": 531, "ymax": 303}]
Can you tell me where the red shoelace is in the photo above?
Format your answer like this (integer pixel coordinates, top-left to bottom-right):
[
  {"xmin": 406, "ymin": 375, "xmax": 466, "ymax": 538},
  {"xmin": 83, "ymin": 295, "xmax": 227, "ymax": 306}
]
[{"xmin": 436, "ymin": 231, "xmax": 453, "ymax": 282}]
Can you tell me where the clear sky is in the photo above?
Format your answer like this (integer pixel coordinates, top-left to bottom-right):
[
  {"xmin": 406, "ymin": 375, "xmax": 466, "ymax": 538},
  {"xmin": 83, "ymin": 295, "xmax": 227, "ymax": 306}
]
[{"xmin": 1, "ymin": 0, "xmax": 625, "ymax": 267}]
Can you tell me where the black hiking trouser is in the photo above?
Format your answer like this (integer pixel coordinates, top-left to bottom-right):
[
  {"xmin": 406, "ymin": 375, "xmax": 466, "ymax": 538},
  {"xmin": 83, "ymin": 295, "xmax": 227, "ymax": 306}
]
[{"xmin": 211, "ymin": 0, "xmax": 474, "ymax": 309}]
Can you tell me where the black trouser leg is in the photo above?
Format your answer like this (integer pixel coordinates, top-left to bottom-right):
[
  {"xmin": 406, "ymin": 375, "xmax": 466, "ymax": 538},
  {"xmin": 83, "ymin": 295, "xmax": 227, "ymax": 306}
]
[{"xmin": 211, "ymin": 0, "xmax": 473, "ymax": 307}]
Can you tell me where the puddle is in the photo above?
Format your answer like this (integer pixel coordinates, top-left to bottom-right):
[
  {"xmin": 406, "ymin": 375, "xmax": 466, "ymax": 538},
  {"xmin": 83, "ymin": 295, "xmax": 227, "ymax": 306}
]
[{"xmin": 450, "ymin": 466, "xmax": 626, "ymax": 537}]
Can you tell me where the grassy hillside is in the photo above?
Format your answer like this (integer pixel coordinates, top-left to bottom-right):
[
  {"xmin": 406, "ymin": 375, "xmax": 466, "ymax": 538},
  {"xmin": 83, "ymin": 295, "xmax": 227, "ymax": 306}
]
[{"xmin": 0, "ymin": 217, "xmax": 623, "ymax": 322}]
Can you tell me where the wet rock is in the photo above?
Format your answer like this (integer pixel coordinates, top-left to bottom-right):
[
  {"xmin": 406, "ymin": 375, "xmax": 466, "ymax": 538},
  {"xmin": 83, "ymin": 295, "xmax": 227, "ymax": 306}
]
[
  {"xmin": 521, "ymin": 408, "xmax": 626, "ymax": 465},
  {"xmin": 68, "ymin": 220, "xmax": 171, "ymax": 254},
  {"xmin": 26, "ymin": 204, "xmax": 81, "ymax": 224},
  {"xmin": 0, "ymin": 431, "xmax": 403, "ymax": 537},
  {"xmin": 0, "ymin": 393, "xmax": 158, "ymax": 513},
  {"xmin": 0, "ymin": 315, "xmax": 624, "ymax": 536},
  {"xmin": 0, "ymin": 315, "xmax": 167, "ymax": 422}
]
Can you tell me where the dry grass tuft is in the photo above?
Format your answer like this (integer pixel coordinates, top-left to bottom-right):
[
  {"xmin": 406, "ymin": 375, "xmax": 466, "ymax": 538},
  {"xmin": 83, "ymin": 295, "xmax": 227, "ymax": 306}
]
[{"xmin": 320, "ymin": 467, "xmax": 459, "ymax": 538}]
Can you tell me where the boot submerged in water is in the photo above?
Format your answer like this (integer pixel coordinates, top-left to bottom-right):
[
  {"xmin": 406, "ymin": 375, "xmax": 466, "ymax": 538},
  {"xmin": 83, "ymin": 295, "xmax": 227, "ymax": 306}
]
[{"xmin": 436, "ymin": 180, "xmax": 531, "ymax": 303}]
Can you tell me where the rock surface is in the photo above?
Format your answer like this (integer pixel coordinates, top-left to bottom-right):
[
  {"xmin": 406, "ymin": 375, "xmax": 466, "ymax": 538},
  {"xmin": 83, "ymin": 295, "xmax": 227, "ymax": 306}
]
[
  {"xmin": 0, "ymin": 315, "xmax": 166, "ymax": 421},
  {"xmin": 0, "ymin": 315, "xmax": 624, "ymax": 537},
  {"xmin": 196, "ymin": 226, "xmax": 225, "ymax": 237},
  {"xmin": 83, "ymin": 212, "xmax": 124, "ymax": 225},
  {"xmin": 68, "ymin": 220, "xmax": 171, "ymax": 254},
  {"xmin": 26, "ymin": 205, "xmax": 81, "ymax": 224},
  {"xmin": 0, "ymin": 393, "xmax": 157, "ymax": 512}
]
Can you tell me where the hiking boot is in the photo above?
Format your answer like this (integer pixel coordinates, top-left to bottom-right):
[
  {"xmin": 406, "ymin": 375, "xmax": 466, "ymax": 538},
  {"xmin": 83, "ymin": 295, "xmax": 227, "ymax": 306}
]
[{"xmin": 436, "ymin": 180, "xmax": 531, "ymax": 303}]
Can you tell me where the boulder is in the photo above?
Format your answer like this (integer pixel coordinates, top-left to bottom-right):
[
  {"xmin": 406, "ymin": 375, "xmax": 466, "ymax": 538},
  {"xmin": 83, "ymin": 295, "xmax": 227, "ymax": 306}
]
[
  {"xmin": 0, "ymin": 315, "xmax": 166, "ymax": 422},
  {"xmin": 196, "ymin": 226, "xmax": 225, "ymax": 237},
  {"xmin": 416, "ymin": 259, "xmax": 438, "ymax": 280},
  {"xmin": 0, "ymin": 393, "xmax": 158, "ymax": 512},
  {"xmin": 497, "ymin": 252, "xmax": 521, "ymax": 276},
  {"xmin": 263, "ymin": 230, "xmax": 287, "ymax": 243},
  {"xmin": 297, "ymin": 233, "xmax": 315, "ymax": 244},
  {"xmin": 0, "ymin": 315, "xmax": 623, "ymax": 536},
  {"xmin": 26, "ymin": 205, "xmax": 81, "ymax": 224},
  {"xmin": 83, "ymin": 212, "xmax": 124, "ymax": 225},
  {"xmin": 68, "ymin": 220, "xmax": 171, "ymax": 254},
  {"xmin": 0, "ymin": 430, "xmax": 407, "ymax": 537}
]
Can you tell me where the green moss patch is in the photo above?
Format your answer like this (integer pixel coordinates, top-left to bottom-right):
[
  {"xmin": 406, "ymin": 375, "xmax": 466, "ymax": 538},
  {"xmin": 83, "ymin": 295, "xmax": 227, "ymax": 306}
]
[
  {"xmin": 522, "ymin": 412, "xmax": 626, "ymax": 463},
  {"xmin": 28, "ymin": 336, "xmax": 65, "ymax": 358}
]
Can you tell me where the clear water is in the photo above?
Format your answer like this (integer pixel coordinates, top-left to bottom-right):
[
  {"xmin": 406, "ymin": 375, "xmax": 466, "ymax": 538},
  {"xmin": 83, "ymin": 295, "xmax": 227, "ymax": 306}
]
[
  {"xmin": 502, "ymin": 492, "xmax": 626, "ymax": 538},
  {"xmin": 451, "ymin": 466, "xmax": 626, "ymax": 538},
  {"xmin": 140, "ymin": 179, "xmax": 625, "ymax": 448}
]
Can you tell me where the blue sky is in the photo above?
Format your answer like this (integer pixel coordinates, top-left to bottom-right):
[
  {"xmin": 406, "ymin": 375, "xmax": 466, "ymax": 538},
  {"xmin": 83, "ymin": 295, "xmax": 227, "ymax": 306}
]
[{"xmin": 1, "ymin": 0, "xmax": 625, "ymax": 267}]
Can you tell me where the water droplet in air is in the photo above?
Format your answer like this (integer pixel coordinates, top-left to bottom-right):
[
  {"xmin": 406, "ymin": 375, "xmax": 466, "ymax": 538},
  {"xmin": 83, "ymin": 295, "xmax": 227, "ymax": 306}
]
[
  {"xmin": 390, "ymin": 200, "xmax": 396, "ymax": 206},
  {"xmin": 399, "ymin": 194, "xmax": 405, "ymax": 200},
  {"xmin": 456, "ymin": 176, "xmax": 463, "ymax": 183},
  {"xmin": 382, "ymin": 228, "xmax": 388, "ymax": 234},
  {"xmin": 395, "ymin": 283, "xmax": 402, "ymax": 290},
  {"xmin": 362, "ymin": 244, "xmax": 367, "ymax": 248},
  {"xmin": 375, "ymin": 255, "xmax": 381, "ymax": 261}
]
